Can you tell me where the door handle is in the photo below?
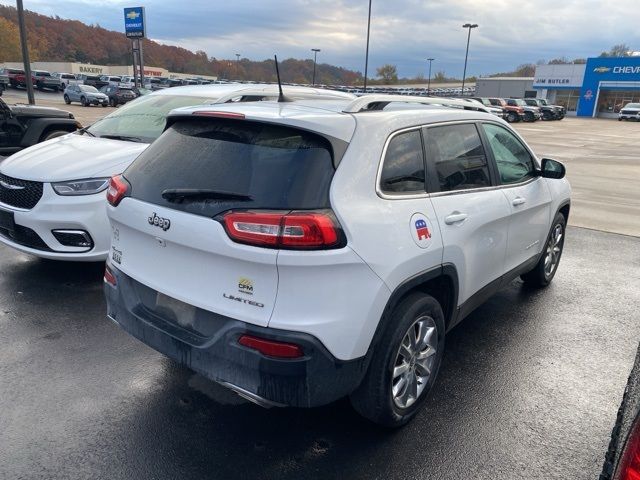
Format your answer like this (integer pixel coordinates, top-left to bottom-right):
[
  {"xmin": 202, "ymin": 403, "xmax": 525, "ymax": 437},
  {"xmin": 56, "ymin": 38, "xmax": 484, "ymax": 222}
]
[
  {"xmin": 444, "ymin": 212, "xmax": 468, "ymax": 225},
  {"xmin": 512, "ymin": 197, "xmax": 526, "ymax": 206}
]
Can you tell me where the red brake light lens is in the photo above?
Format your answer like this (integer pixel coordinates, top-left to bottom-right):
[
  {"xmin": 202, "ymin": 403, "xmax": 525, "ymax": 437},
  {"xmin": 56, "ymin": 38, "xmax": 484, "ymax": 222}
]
[
  {"xmin": 192, "ymin": 111, "xmax": 246, "ymax": 119},
  {"xmin": 221, "ymin": 210, "xmax": 343, "ymax": 250},
  {"xmin": 104, "ymin": 264, "xmax": 117, "ymax": 286},
  {"xmin": 238, "ymin": 334, "xmax": 304, "ymax": 359},
  {"xmin": 106, "ymin": 175, "xmax": 130, "ymax": 207},
  {"xmin": 615, "ymin": 416, "xmax": 640, "ymax": 480}
]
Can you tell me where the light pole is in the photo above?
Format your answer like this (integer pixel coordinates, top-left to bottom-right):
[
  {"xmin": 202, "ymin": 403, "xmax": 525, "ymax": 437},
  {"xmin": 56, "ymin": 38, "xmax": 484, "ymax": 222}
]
[
  {"xmin": 235, "ymin": 53, "xmax": 240, "ymax": 79},
  {"xmin": 16, "ymin": 0, "xmax": 35, "ymax": 104},
  {"xmin": 311, "ymin": 48, "xmax": 321, "ymax": 86},
  {"xmin": 427, "ymin": 58, "xmax": 434, "ymax": 96},
  {"xmin": 363, "ymin": 0, "xmax": 372, "ymax": 92},
  {"xmin": 461, "ymin": 23, "xmax": 478, "ymax": 95}
]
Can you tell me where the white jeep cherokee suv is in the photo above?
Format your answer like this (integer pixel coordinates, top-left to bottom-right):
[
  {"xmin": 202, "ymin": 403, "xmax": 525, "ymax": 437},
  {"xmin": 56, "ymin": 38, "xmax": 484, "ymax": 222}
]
[
  {"xmin": 0, "ymin": 85, "xmax": 353, "ymax": 261},
  {"xmin": 104, "ymin": 95, "xmax": 571, "ymax": 427}
]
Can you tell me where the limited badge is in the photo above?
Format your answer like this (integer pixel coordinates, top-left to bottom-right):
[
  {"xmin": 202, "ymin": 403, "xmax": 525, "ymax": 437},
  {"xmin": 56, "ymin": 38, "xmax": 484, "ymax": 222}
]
[{"xmin": 410, "ymin": 213, "xmax": 432, "ymax": 249}]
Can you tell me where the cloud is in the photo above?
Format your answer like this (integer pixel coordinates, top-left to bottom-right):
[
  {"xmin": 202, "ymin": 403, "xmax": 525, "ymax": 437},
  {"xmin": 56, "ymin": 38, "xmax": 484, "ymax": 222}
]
[{"xmin": 2, "ymin": 0, "xmax": 639, "ymax": 77}]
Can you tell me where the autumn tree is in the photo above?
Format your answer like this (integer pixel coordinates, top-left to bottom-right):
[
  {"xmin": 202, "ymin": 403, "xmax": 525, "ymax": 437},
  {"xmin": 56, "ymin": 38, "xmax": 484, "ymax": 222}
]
[
  {"xmin": 0, "ymin": 17, "xmax": 23, "ymax": 61},
  {"xmin": 376, "ymin": 64, "xmax": 398, "ymax": 84}
]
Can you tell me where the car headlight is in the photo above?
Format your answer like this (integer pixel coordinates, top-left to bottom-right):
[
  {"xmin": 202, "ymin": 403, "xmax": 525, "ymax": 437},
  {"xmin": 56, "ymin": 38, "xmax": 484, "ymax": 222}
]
[{"xmin": 52, "ymin": 178, "xmax": 110, "ymax": 196}]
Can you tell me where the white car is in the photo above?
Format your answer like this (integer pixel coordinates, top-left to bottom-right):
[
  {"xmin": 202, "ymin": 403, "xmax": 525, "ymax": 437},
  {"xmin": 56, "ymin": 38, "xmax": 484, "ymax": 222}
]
[
  {"xmin": 104, "ymin": 94, "xmax": 571, "ymax": 426},
  {"xmin": 618, "ymin": 102, "xmax": 640, "ymax": 121},
  {"xmin": 0, "ymin": 85, "xmax": 354, "ymax": 261}
]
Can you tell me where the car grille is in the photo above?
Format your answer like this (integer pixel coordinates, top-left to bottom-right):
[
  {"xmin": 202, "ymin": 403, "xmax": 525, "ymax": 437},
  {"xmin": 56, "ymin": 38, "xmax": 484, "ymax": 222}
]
[
  {"xmin": 0, "ymin": 173, "xmax": 43, "ymax": 209},
  {"xmin": 621, "ymin": 110, "xmax": 638, "ymax": 115},
  {"xmin": 0, "ymin": 223, "xmax": 51, "ymax": 251}
]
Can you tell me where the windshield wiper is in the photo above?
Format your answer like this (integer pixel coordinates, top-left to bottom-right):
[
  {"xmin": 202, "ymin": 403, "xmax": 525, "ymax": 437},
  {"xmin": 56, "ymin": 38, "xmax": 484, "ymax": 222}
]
[
  {"xmin": 161, "ymin": 189, "xmax": 253, "ymax": 202},
  {"xmin": 76, "ymin": 126, "xmax": 95, "ymax": 137},
  {"xmin": 99, "ymin": 134, "xmax": 143, "ymax": 143}
]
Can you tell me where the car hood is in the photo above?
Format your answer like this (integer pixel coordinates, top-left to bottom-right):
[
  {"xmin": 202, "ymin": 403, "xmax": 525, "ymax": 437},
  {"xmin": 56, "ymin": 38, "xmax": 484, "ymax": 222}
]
[
  {"xmin": 0, "ymin": 134, "xmax": 149, "ymax": 182},
  {"xmin": 10, "ymin": 104, "xmax": 73, "ymax": 119}
]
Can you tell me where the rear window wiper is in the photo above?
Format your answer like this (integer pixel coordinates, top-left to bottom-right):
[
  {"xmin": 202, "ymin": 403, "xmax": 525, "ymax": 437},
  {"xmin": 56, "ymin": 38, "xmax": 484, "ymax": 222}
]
[
  {"xmin": 161, "ymin": 189, "xmax": 253, "ymax": 202},
  {"xmin": 99, "ymin": 134, "xmax": 143, "ymax": 143}
]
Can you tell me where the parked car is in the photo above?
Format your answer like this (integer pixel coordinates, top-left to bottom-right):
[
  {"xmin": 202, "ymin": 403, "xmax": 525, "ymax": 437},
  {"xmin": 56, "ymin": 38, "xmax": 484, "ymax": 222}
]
[
  {"xmin": 0, "ymin": 97, "xmax": 80, "ymax": 156},
  {"xmin": 504, "ymin": 98, "xmax": 542, "ymax": 122},
  {"xmin": 119, "ymin": 76, "xmax": 135, "ymax": 89},
  {"xmin": 104, "ymin": 94, "xmax": 571, "ymax": 427},
  {"xmin": 99, "ymin": 85, "xmax": 137, "ymax": 107},
  {"xmin": 0, "ymin": 72, "xmax": 8, "ymax": 96},
  {"xmin": 0, "ymin": 85, "xmax": 354, "ymax": 261},
  {"xmin": 2, "ymin": 68, "xmax": 25, "ymax": 88},
  {"xmin": 63, "ymin": 84, "xmax": 109, "ymax": 107},
  {"xmin": 76, "ymin": 74, "xmax": 109, "ymax": 90},
  {"xmin": 618, "ymin": 103, "xmax": 640, "ymax": 121},
  {"xmin": 485, "ymin": 97, "xmax": 525, "ymax": 123},
  {"xmin": 99, "ymin": 75, "xmax": 123, "ymax": 87},
  {"xmin": 459, "ymin": 98, "xmax": 506, "ymax": 119},
  {"xmin": 600, "ymin": 343, "xmax": 640, "ymax": 480},
  {"xmin": 52, "ymin": 72, "xmax": 78, "ymax": 91},
  {"xmin": 13, "ymin": 70, "xmax": 62, "ymax": 92},
  {"xmin": 523, "ymin": 98, "xmax": 565, "ymax": 120}
]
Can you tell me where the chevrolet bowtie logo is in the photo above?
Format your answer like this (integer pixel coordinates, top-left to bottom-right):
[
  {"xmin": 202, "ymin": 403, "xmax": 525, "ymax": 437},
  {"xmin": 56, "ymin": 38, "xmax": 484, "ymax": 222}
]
[
  {"xmin": 126, "ymin": 10, "xmax": 140, "ymax": 20},
  {"xmin": 0, "ymin": 180, "xmax": 25, "ymax": 190}
]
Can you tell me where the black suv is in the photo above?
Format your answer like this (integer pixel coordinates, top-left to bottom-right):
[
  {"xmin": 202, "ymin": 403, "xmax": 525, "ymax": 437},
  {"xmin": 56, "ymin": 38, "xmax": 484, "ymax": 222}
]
[
  {"xmin": 524, "ymin": 98, "xmax": 565, "ymax": 120},
  {"xmin": 99, "ymin": 85, "xmax": 138, "ymax": 107},
  {"xmin": 0, "ymin": 98, "xmax": 81, "ymax": 156}
]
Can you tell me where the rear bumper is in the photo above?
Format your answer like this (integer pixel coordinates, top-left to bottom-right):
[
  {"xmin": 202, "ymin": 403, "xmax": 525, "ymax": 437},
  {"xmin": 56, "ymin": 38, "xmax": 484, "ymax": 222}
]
[{"xmin": 104, "ymin": 267, "xmax": 368, "ymax": 408}]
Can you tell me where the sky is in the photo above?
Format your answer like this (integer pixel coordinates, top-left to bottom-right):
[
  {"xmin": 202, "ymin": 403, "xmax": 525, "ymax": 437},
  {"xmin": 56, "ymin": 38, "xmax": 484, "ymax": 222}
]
[{"xmin": 2, "ymin": 0, "xmax": 640, "ymax": 78}]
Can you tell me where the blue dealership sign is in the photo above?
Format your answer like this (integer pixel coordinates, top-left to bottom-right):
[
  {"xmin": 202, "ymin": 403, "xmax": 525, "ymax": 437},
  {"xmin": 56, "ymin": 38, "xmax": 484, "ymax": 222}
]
[
  {"xmin": 577, "ymin": 57, "xmax": 640, "ymax": 116},
  {"xmin": 124, "ymin": 7, "xmax": 146, "ymax": 38}
]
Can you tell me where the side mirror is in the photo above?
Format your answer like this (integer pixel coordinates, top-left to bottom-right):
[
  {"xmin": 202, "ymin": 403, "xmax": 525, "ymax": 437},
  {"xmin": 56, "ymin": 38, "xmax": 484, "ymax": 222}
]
[{"xmin": 540, "ymin": 158, "xmax": 565, "ymax": 179}]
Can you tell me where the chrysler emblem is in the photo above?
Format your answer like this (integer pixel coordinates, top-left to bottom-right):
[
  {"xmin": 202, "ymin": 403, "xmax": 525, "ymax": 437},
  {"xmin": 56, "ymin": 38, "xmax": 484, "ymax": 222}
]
[{"xmin": 0, "ymin": 180, "xmax": 25, "ymax": 190}]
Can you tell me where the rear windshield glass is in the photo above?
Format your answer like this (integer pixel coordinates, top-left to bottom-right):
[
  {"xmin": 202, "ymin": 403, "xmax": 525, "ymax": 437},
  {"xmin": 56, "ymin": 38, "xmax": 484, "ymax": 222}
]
[{"xmin": 124, "ymin": 119, "xmax": 337, "ymax": 218}]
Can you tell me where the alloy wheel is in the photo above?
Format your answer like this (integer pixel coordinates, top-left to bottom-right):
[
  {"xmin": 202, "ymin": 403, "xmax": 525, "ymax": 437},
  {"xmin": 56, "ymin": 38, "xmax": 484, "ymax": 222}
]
[
  {"xmin": 391, "ymin": 315, "xmax": 438, "ymax": 409},
  {"xmin": 544, "ymin": 223, "xmax": 564, "ymax": 278}
]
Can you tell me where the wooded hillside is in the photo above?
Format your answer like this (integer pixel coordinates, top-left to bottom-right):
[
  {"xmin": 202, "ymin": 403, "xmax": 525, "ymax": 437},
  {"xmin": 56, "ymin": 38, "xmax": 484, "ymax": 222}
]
[{"xmin": 0, "ymin": 5, "xmax": 363, "ymax": 85}]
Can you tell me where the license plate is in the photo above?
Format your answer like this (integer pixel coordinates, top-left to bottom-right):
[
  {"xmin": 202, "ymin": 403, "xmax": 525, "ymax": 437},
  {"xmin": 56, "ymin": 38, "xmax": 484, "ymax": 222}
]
[
  {"xmin": 155, "ymin": 292, "xmax": 197, "ymax": 329},
  {"xmin": 0, "ymin": 209, "xmax": 15, "ymax": 232}
]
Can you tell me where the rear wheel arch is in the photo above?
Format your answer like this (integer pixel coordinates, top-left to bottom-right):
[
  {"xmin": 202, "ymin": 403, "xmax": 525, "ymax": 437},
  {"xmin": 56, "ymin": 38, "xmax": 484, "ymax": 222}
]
[{"xmin": 368, "ymin": 265, "xmax": 459, "ymax": 355}]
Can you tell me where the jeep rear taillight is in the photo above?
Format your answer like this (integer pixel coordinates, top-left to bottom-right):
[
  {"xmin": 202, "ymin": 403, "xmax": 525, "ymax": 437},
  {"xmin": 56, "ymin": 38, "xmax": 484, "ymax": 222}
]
[
  {"xmin": 615, "ymin": 415, "xmax": 640, "ymax": 480},
  {"xmin": 221, "ymin": 210, "xmax": 344, "ymax": 250},
  {"xmin": 106, "ymin": 175, "xmax": 130, "ymax": 207}
]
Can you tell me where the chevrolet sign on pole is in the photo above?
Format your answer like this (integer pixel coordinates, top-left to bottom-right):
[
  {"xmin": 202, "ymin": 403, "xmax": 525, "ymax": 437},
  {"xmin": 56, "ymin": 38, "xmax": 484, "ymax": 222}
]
[{"xmin": 124, "ymin": 7, "xmax": 145, "ymax": 38}]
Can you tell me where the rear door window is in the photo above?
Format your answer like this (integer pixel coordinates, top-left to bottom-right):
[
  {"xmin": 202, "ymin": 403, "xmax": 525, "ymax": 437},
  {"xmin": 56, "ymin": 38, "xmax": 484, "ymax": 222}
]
[
  {"xmin": 425, "ymin": 123, "xmax": 491, "ymax": 192},
  {"xmin": 379, "ymin": 129, "xmax": 426, "ymax": 194},
  {"xmin": 124, "ymin": 119, "xmax": 341, "ymax": 218}
]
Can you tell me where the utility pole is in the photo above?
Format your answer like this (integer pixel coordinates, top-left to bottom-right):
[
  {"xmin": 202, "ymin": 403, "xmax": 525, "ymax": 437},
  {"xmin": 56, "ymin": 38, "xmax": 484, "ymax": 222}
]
[
  {"xmin": 427, "ymin": 58, "xmax": 434, "ymax": 96},
  {"xmin": 235, "ymin": 53, "xmax": 241, "ymax": 79},
  {"xmin": 461, "ymin": 23, "xmax": 478, "ymax": 95},
  {"xmin": 363, "ymin": 0, "xmax": 372, "ymax": 92},
  {"xmin": 16, "ymin": 0, "xmax": 35, "ymax": 105},
  {"xmin": 311, "ymin": 48, "xmax": 321, "ymax": 86}
]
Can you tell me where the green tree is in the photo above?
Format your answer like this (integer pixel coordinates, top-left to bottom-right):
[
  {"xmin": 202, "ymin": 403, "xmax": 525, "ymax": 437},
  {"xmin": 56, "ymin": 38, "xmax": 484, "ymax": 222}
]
[{"xmin": 376, "ymin": 64, "xmax": 398, "ymax": 84}]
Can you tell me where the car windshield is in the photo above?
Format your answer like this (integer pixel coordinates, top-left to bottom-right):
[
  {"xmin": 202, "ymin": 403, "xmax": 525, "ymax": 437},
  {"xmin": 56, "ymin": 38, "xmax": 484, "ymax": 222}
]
[
  {"xmin": 86, "ymin": 94, "xmax": 216, "ymax": 143},
  {"xmin": 80, "ymin": 85, "xmax": 99, "ymax": 93},
  {"xmin": 512, "ymin": 99, "xmax": 527, "ymax": 106},
  {"xmin": 538, "ymin": 99, "xmax": 549, "ymax": 106},
  {"xmin": 624, "ymin": 103, "xmax": 640, "ymax": 109},
  {"xmin": 35, "ymin": 71, "xmax": 51, "ymax": 77}
]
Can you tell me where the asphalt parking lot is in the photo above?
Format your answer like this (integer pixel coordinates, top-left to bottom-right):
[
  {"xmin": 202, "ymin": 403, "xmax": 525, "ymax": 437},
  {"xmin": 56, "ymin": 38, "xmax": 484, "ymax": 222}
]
[{"xmin": 1, "ymin": 90, "xmax": 639, "ymax": 479}]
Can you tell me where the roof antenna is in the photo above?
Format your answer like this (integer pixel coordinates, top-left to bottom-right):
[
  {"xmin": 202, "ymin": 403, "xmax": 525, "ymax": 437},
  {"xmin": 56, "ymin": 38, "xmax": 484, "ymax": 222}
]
[{"xmin": 274, "ymin": 55, "xmax": 291, "ymax": 102}]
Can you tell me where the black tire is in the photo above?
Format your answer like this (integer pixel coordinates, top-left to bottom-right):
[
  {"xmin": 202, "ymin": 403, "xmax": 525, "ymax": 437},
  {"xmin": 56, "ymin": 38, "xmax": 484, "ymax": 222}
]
[
  {"xmin": 81, "ymin": 96, "xmax": 88, "ymax": 107},
  {"xmin": 506, "ymin": 111, "xmax": 518, "ymax": 123},
  {"xmin": 350, "ymin": 292, "xmax": 445, "ymax": 428},
  {"xmin": 524, "ymin": 111, "xmax": 535, "ymax": 122},
  {"xmin": 542, "ymin": 111, "xmax": 553, "ymax": 121},
  {"xmin": 101, "ymin": 102, "xmax": 108, "ymax": 108},
  {"xmin": 63, "ymin": 94, "xmax": 71, "ymax": 105},
  {"xmin": 41, "ymin": 130, "xmax": 68, "ymax": 142},
  {"xmin": 109, "ymin": 98, "xmax": 116, "ymax": 107},
  {"xmin": 521, "ymin": 212, "xmax": 566, "ymax": 288}
]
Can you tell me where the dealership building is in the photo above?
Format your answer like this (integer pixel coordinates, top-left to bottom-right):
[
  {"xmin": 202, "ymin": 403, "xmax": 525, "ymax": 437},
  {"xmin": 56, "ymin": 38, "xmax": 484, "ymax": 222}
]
[
  {"xmin": 477, "ymin": 57, "xmax": 640, "ymax": 118},
  {"xmin": 0, "ymin": 61, "xmax": 217, "ymax": 82}
]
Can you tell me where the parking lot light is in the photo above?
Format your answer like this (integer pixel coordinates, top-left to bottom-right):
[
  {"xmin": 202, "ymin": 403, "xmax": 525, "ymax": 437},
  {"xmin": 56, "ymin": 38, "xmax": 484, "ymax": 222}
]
[
  {"xmin": 461, "ymin": 23, "xmax": 478, "ymax": 95},
  {"xmin": 427, "ymin": 58, "xmax": 434, "ymax": 95}
]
